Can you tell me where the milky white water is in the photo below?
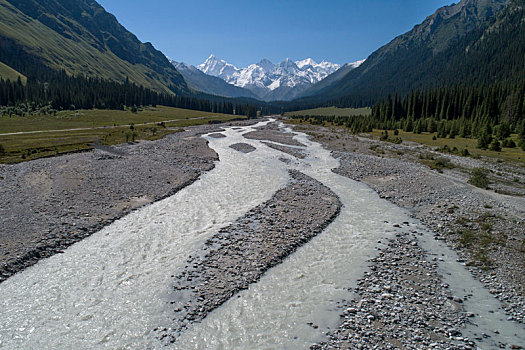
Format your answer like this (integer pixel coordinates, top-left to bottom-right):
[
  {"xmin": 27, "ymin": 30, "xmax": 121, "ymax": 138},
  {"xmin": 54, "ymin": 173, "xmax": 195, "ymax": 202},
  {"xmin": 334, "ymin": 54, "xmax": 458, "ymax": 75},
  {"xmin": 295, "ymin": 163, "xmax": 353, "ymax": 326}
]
[
  {"xmin": 1, "ymin": 119, "xmax": 523, "ymax": 349},
  {"xmin": 171, "ymin": 125, "xmax": 406, "ymax": 349},
  {"xmin": 0, "ymin": 120, "xmax": 288, "ymax": 349}
]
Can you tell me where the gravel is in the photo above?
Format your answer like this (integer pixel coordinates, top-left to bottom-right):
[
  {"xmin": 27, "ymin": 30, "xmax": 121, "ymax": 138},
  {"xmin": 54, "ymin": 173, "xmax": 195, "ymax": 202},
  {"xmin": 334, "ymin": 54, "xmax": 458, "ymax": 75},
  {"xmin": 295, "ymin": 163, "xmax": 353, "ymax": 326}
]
[
  {"xmin": 0, "ymin": 122, "xmax": 252, "ymax": 283},
  {"xmin": 158, "ymin": 169, "xmax": 342, "ymax": 342},
  {"xmin": 313, "ymin": 230, "xmax": 474, "ymax": 350},
  {"xmin": 243, "ymin": 122, "xmax": 306, "ymax": 147},
  {"xmin": 290, "ymin": 123, "xmax": 525, "ymax": 327},
  {"xmin": 261, "ymin": 141, "xmax": 307, "ymax": 159},
  {"xmin": 229, "ymin": 142, "xmax": 256, "ymax": 153}
]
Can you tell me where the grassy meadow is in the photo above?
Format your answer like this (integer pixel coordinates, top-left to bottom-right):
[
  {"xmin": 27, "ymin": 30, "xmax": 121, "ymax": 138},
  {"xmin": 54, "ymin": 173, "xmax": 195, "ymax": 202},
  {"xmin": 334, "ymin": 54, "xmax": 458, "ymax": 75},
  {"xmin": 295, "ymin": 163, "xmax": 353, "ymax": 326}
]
[
  {"xmin": 283, "ymin": 106, "xmax": 371, "ymax": 118},
  {"xmin": 285, "ymin": 113, "xmax": 525, "ymax": 164},
  {"xmin": 369, "ymin": 129, "xmax": 525, "ymax": 164},
  {"xmin": 0, "ymin": 106, "xmax": 243, "ymax": 163},
  {"xmin": 0, "ymin": 61, "xmax": 26, "ymax": 84}
]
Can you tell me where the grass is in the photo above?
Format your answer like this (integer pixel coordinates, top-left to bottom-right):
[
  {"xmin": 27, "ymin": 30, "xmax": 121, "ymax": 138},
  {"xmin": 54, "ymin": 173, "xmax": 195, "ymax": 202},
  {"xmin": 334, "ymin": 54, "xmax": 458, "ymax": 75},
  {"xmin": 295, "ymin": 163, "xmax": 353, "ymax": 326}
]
[
  {"xmin": 369, "ymin": 145, "xmax": 385, "ymax": 154},
  {"xmin": 283, "ymin": 106, "xmax": 371, "ymax": 118},
  {"xmin": 420, "ymin": 156, "xmax": 455, "ymax": 172},
  {"xmin": 454, "ymin": 212, "xmax": 509, "ymax": 269},
  {"xmin": 370, "ymin": 129, "xmax": 525, "ymax": 164},
  {"xmin": 0, "ymin": 0, "xmax": 182, "ymax": 93},
  {"xmin": 470, "ymin": 167, "xmax": 490, "ymax": 188},
  {"xmin": 0, "ymin": 61, "xmax": 26, "ymax": 84},
  {"xmin": 0, "ymin": 105, "xmax": 233, "ymax": 133},
  {"xmin": 0, "ymin": 106, "xmax": 244, "ymax": 163}
]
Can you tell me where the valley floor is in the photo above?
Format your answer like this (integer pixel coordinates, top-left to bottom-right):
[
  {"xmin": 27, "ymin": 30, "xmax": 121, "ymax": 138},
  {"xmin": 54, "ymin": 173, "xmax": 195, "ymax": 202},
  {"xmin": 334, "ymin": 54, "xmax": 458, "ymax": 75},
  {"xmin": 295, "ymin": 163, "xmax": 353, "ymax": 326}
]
[
  {"xmin": 0, "ymin": 118, "xmax": 524, "ymax": 349},
  {"xmin": 0, "ymin": 121, "xmax": 255, "ymax": 282},
  {"xmin": 289, "ymin": 122, "xmax": 525, "ymax": 348}
]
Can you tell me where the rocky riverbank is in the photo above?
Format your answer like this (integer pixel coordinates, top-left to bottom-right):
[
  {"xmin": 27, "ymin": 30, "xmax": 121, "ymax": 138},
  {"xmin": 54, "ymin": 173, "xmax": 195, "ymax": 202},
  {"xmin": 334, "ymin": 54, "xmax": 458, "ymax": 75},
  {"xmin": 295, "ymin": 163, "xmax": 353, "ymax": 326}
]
[
  {"xmin": 313, "ymin": 230, "xmax": 474, "ymax": 350},
  {"xmin": 159, "ymin": 169, "xmax": 342, "ymax": 343},
  {"xmin": 0, "ymin": 121, "xmax": 255, "ymax": 283},
  {"xmin": 289, "ymin": 123, "xmax": 525, "ymax": 340},
  {"xmin": 244, "ymin": 122, "xmax": 306, "ymax": 147}
]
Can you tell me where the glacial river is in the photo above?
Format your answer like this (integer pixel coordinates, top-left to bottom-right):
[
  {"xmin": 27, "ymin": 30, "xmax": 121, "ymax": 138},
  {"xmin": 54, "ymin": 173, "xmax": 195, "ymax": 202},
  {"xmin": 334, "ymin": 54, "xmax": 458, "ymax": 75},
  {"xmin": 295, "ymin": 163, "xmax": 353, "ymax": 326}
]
[{"xmin": 0, "ymin": 119, "xmax": 523, "ymax": 349}]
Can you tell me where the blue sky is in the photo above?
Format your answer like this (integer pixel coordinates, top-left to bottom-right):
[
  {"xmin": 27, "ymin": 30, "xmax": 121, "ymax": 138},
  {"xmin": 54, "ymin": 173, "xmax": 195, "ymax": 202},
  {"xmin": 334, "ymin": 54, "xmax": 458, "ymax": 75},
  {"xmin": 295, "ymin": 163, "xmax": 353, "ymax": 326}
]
[{"xmin": 97, "ymin": 0, "xmax": 454, "ymax": 67}]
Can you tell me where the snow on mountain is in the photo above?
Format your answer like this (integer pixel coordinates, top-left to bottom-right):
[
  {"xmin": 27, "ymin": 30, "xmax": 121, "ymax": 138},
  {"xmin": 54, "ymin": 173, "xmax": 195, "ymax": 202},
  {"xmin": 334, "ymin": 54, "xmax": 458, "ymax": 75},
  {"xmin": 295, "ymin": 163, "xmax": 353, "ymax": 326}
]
[
  {"xmin": 345, "ymin": 59, "xmax": 366, "ymax": 69},
  {"xmin": 169, "ymin": 59, "xmax": 258, "ymax": 99},
  {"xmin": 196, "ymin": 55, "xmax": 343, "ymax": 100},
  {"xmin": 197, "ymin": 54, "xmax": 239, "ymax": 81},
  {"xmin": 295, "ymin": 58, "xmax": 317, "ymax": 69}
]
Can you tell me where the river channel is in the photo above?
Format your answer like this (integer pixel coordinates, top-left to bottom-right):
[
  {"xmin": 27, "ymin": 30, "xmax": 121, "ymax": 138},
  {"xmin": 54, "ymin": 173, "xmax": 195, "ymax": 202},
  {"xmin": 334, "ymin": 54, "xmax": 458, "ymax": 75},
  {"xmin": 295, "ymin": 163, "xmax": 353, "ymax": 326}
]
[{"xmin": 0, "ymin": 119, "xmax": 523, "ymax": 349}]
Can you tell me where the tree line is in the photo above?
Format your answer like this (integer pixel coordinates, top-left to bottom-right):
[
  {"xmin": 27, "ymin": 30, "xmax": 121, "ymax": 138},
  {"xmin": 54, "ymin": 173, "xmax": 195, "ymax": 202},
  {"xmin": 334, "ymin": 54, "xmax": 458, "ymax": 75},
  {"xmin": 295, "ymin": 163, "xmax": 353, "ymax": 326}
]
[
  {"xmin": 295, "ymin": 83, "xmax": 525, "ymax": 151},
  {"xmin": 0, "ymin": 70, "xmax": 262, "ymax": 117}
]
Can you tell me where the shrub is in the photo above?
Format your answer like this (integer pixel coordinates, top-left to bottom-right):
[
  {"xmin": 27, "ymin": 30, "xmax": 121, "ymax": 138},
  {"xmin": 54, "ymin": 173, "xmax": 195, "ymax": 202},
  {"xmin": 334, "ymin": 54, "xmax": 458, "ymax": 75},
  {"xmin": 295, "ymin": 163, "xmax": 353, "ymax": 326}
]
[
  {"xmin": 470, "ymin": 167, "xmax": 490, "ymax": 189},
  {"xmin": 502, "ymin": 139, "xmax": 516, "ymax": 148},
  {"xmin": 458, "ymin": 229, "xmax": 475, "ymax": 246},
  {"xmin": 433, "ymin": 157, "xmax": 454, "ymax": 170},
  {"xmin": 489, "ymin": 139, "xmax": 501, "ymax": 152},
  {"xmin": 0, "ymin": 144, "xmax": 5, "ymax": 155},
  {"xmin": 423, "ymin": 156, "xmax": 454, "ymax": 172},
  {"xmin": 386, "ymin": 137, "xmax": 402, "ymax": 144}
]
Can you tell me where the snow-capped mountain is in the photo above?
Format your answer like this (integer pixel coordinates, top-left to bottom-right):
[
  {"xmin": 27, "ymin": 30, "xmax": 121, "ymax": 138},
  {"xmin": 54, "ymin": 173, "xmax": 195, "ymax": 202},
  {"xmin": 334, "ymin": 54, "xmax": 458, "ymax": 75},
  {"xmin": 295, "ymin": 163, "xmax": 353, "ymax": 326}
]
[
  {"xmin": 169, "ymin": 60, "xmax": 258, "ymax": 99},
  {"xmin": 196, "ymin": 55, "xmax": 347, "ymax": 101}
]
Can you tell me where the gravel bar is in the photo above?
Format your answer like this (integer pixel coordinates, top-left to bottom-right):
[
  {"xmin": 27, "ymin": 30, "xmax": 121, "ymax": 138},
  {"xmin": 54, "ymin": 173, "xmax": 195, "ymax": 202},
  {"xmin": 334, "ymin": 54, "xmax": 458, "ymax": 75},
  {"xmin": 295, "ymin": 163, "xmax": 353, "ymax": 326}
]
[
  {"xmin": 262, "ymin": 141, "xmax": 307, "ymax": 159},
  {"xmin": 313, "ymin": 231, "xmax": 473, "ymax": 350},
  {"xmin": 229, "ymin": 142, "xmax": 256, "ymax": 153},
  {"xmin": 243, "ymin": 122, "xmax": 306, "ymax": 147},
  {"xmin": 0, "ymin": 122, "xmax": 254, "ymax": 283},
  {"xmin": 290, "ymin": 123, "xmax": 525, "ymax": 332},
  {"xmin": 159, "ymin": 169, "xmax": 342, "ymax": 342}
]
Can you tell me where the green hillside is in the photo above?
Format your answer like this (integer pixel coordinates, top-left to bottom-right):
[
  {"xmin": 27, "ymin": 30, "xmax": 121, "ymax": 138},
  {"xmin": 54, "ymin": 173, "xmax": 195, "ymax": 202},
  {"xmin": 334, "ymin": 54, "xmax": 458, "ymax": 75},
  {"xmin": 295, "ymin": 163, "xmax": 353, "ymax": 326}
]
[
  {"xmin": 0, "ymin": 60, "xmax": 26, "ymax": 83},
  {"xmin": 0, "ymin": 0, "xmax": 188, "ymax": 94},
  {"xmin": 299, "ymin": 0, "xmax": 524, "ymax": 107}
]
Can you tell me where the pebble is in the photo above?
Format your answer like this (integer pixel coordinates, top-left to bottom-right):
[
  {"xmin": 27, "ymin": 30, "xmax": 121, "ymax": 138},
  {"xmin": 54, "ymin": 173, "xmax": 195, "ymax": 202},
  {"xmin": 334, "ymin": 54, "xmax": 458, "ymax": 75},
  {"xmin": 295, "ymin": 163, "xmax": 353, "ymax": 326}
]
[{"xmin": 160, "ymin": 170, "xmax": 342, "ymax": 343}]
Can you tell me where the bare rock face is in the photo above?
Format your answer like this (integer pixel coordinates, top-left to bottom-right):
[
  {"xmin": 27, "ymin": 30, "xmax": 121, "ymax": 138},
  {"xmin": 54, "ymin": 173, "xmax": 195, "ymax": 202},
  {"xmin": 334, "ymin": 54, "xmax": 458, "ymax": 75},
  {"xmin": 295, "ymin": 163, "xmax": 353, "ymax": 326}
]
[{"xmin": 159, "ymin": 170, "xmax": 342, "ymax": 342}]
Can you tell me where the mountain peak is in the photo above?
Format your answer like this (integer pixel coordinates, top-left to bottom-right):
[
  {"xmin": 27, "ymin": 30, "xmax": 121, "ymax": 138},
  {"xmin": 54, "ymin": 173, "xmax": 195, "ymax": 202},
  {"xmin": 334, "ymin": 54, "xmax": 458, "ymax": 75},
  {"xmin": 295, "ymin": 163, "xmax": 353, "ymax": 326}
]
[
  {"xmin": 197, "ymin": 54, "xmax": 238, "ymax": 77},
  {"xmin": 196, "ymin": 55, "xmax": 341, "ymax": 100},
  {"xmin": 345, "ymin": 59, "xmax": 366, "ymax": 69},
  {"xmin": 258, "ymin": 58, "xmax": 273, "ymax": 64},
  {"xmin": 295, "ymin": 58, "xmax": 317, "ymax": 68}
]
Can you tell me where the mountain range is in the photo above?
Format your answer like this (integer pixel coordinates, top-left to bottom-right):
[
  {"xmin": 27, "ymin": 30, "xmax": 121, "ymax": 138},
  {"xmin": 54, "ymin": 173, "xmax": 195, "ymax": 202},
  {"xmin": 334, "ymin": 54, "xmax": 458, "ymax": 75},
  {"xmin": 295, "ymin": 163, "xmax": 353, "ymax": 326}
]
[
  {"xmin": 297, "ymin": 0, "xmax": 523, "ymax": 107},
  {"xmin": 0, "ymin": 0, "xmax": 523, "ymax": 112},
  {"xmin": 194, "ymin": 55, "xmax": 356, "ymax": 101},
  {"xmin": 0, "ymin": 0, "xmax": 188, "ymax": 94},
  {"xmin": 170, "ymin": 60, "xmax": 259, "ymax": 99}
]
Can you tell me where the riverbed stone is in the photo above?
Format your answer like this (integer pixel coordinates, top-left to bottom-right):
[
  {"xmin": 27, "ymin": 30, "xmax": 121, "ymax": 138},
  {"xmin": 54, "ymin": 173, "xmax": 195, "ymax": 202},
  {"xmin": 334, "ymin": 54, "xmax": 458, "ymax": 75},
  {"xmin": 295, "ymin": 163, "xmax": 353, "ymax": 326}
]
[{"xmin": 161, "ymin": 169, "xmax": 342, "ymax": 343}]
